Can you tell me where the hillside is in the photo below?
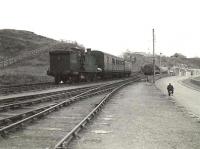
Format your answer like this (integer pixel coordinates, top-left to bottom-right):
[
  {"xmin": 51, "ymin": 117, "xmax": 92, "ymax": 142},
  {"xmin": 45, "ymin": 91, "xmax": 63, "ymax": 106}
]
[
  {"xmin": 0, "ymin": 29, "xmax": 57, "ymax": 59},
  {"xmin": 159, "ymin": 55, "xmax": 200, "ymax": 69},
  {"xmin": 0, "ymin": 29, "xmax": 82, "ymax": 85}
]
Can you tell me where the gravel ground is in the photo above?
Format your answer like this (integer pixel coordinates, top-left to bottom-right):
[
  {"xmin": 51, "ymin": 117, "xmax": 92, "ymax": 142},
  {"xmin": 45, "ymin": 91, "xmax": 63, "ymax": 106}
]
[
  {"xmin": 156, "ymin": 76, "xmax": 200, "ymax": 118},
  {"xmin": 69, "ymin": 82, "xmax": 200, "ymax": 149}
]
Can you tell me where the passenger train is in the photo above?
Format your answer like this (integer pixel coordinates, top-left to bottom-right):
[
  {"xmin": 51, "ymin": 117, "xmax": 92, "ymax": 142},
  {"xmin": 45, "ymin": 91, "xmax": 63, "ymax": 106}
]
[{"xmin": 47, "ymin": 48, "xmax": 132, "ymax": 84}]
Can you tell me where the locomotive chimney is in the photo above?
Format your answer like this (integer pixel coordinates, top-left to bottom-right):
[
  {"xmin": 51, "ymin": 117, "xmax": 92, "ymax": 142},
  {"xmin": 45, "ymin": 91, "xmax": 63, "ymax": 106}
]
[{"xmin": 87, "ymin": 48, "xmax": 91, "ymax": 54}]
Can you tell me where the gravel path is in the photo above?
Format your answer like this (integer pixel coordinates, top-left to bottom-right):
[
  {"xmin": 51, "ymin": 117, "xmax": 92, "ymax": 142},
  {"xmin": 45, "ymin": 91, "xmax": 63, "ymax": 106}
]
[
  {"xmin": 156, "ymin": 76, "xmax": 200, "ymax": 118},
  {"xmin": 69, "ymin": 82, "xmax": 200, "ymax": 149}
]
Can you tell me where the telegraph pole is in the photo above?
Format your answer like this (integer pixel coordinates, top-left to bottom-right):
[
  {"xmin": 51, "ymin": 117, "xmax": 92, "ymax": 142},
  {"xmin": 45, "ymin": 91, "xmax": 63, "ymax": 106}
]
[
  {"xmin": 153, "ymin": 28, "xmax": 155, "ymax": 83},
  {"xmin": 159, "ymin": 53, "xmax": 162, "ymax": 67}
]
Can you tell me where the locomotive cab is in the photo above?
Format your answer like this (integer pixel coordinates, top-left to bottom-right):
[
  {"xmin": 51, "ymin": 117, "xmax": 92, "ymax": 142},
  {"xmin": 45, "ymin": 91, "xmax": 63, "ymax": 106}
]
[
  {"xmin": 47, "ymin": 49, "xmax": 84, "ymax": 84},
  {"xmin": 47, "ymin": 48, "xmax": 98, "ymax": 84}
]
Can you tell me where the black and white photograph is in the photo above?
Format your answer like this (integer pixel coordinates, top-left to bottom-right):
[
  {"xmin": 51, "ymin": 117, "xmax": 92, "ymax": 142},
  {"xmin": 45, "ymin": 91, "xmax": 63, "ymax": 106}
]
[{"xmin": 0, "ymin": 0, "xmax": 200, "ymax": 148}]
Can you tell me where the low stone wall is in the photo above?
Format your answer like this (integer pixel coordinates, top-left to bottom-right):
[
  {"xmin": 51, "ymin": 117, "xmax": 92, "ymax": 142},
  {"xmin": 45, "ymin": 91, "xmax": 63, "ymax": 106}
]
[{"xmin": 191, "ymin": 77, "xmax": 200, "ymax": 86}]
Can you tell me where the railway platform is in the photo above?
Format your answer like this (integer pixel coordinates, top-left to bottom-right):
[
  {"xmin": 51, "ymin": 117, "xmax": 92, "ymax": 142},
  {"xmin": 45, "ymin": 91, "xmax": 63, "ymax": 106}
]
[{"xmin": 69, "ymin": 80, "xmax": 200, "ymax": 149}]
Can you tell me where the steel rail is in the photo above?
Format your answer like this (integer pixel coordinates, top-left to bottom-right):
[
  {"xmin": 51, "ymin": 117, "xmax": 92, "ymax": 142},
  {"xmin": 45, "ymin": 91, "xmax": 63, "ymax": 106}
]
[
  {"xmin": 0, "ymin": 82, "xmax": 57, "ymax": 95},
  {"xmin": 0, "ymin": 72, "xmax": 142, "ymax": 95},
  {"xmin": 0, "ymin": 80, "xmax": 103, "ymax": 95},
  {"xmin": 0, "ymin": 104, "xmax": 55, "ymax": 127},
  {"xmin": 0, "ymin": 79, "xmax": 130, "ymax": 137},
  {"xmin": 0, "ymin": 82, "xmax": 53, "ymax": 89},
  {"xmin": 0, "ymin": 75, "xmax": 139, "ymax": 95},
  {"xmin": 0, "ymin": 84, "xmax": 102, "ymax": 105},
  {"xmin": 0, "ymin": 86, "xmax": 95, "ymax": 112},
  {"xmin": 54, "ymin": 78, "xmax": 140, "ymax": 149},
  {"xmin": 0, "ymin": 86, "xmax": 117, "ymax": 128}
]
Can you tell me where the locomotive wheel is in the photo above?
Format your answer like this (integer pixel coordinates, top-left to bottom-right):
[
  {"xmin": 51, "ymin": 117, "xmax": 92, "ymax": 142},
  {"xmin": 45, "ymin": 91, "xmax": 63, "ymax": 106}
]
[
  {"xmin": 91, "ymin": 74, "xmax": 97, "ymax": 82},
  {"xmin": 86, "ymin": 73, "xmax": 95, "ymax": 82},
  {"xmin": 62, "ymin": 77, "xmax": 68, "ymax": 84},
  {"xmin": 68, "ymin": 76, "xmax": 73, "ymax": 84},
  {"xmin": 73, "ymin": 75, "xmax": 80, "ymax": 83},
  {"xmin": 55, "ymin": 76, "xmax": 60, "ymax": 84}
]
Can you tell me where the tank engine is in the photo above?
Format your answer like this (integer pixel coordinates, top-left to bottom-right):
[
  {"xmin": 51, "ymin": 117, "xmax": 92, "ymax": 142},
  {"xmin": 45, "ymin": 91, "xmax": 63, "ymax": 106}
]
[{"xmin": 47, "ymin": 47, "xmax": 132, "ymax": 84}]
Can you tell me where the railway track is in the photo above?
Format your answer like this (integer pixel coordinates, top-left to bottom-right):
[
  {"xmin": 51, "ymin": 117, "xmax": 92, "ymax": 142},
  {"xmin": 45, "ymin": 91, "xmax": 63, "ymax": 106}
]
[
  {"xmin": 0, "ymin": 72, "xmax": 142, "ymax": 95},
  {"xmin": 0, "ymin": 78, "xmax": 132, "ymax": 96},
  {"xmin": 0, "ymin": 84, "xmax": 106, "ymax": 130},
  {"xmin": 54, "ymin": 79, "xmax": 138, "ymax": 149},
  {"xmin": 0, "ymin": 85, "xmax": 100, "ymax": 109},
  {"xmin": 0, "ymin": 82, "xmax": 67, "ymax": 95},
  {"xmin": 0, "ymin": 75, "xmax": 143, "ymax": 149}
]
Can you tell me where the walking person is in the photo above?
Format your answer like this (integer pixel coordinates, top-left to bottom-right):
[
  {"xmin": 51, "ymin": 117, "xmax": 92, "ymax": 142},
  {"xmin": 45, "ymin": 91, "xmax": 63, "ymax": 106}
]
[{"xmin": 167, "ymin": 83, "xmax": 174, "ymax": 96}]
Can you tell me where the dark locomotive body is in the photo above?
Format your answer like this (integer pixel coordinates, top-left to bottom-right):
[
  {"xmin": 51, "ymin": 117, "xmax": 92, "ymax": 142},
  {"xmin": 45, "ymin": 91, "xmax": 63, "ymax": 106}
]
[{"xmin": 47, "ymin": 48, "xmax": 132, "ymax": 84}]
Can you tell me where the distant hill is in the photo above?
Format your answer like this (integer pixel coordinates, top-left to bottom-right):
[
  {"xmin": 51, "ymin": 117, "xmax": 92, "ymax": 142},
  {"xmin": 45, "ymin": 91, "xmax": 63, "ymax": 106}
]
[
  {"xmin": 0, "ymin": 29, "xmax": 83, "ymax": 85},
  {"xmin": 160, "ymin": 55, "xmax": 200, "ymax": 69},
  {"xmin": 123, "ymin": 51, "xmax": 200, "ymax": 71}
]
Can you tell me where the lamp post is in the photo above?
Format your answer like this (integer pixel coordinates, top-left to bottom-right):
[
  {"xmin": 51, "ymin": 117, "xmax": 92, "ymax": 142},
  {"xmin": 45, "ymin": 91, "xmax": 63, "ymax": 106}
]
[{"xmin": 152, "ymin": 29, "xmax": 155, "ymax": 83}]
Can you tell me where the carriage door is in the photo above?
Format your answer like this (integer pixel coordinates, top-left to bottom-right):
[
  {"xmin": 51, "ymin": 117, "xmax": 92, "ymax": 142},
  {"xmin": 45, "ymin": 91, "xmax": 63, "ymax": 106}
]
[{"xmin": 112, "ymin": 58, "xmax": 115, "ymax": 72}]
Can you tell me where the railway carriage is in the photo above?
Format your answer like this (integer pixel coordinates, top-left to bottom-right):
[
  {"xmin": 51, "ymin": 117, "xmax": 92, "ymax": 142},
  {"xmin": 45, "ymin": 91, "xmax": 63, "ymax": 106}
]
[{"xmin": 91, "ymin": 50, "xmax": 131, "ymax": 78}]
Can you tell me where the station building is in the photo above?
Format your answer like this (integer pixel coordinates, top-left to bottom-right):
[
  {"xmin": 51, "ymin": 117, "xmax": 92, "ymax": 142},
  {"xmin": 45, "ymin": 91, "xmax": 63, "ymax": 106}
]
[{"xmin": 170, "ymin": 66, "xmax": 200, "ymax": 77}]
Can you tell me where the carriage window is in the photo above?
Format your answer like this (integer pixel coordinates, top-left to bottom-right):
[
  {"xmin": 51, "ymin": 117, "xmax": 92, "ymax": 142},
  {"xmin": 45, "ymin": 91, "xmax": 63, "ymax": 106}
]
[
  {"xmin": 112, "ymin": 58, "xmax": 115, "ymax": 64},
  {"xmin": 107, "ymin": 56, "xmax": 109, "ymax": 63}
]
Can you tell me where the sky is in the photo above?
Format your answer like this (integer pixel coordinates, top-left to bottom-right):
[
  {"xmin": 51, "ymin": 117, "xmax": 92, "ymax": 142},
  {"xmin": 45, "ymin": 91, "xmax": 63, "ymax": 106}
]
[{"xmin": 0, "ymin": 0, "xmax": 200, "ymax": 58}]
